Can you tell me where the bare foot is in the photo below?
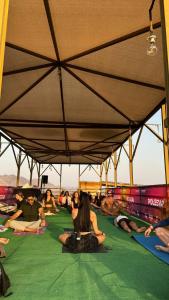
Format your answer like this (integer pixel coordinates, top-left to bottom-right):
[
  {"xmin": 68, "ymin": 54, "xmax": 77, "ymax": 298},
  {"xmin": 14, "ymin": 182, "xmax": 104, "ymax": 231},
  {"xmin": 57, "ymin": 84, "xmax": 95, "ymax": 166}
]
[
  {"xmin": 155, "ymin": 245, "xmax": 169, "ymax": 253},
  {"xmin": 136, "ymin": 227, "xmax": 146, "ymax": 233},
  {"xmin": 0, "ymin": 238, "xmax": 9, "ymax": 245}
]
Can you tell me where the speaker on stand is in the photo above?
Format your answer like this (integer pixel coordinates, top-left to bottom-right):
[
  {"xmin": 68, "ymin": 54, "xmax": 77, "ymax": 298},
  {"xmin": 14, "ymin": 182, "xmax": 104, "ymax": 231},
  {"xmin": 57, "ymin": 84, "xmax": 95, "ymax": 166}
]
[{"xmin": 41, "ymin": 175, "xmax": 48, "ymax": 193}]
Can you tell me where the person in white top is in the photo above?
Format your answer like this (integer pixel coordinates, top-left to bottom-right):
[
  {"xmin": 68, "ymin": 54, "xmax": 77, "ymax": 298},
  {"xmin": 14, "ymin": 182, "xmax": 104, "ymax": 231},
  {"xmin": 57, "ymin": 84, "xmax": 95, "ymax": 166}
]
[{"xmin": 114, "ymin": 215, "xmax": 146, "ymax": 233}]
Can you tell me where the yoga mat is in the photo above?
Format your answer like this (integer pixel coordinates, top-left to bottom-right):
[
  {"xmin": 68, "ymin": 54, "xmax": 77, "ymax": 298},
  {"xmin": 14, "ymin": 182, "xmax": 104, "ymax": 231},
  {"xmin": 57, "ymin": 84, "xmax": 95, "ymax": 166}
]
[
  {"xmin": 132, "ymin": 235, "xmax": 169, "ymax": 265},
  {"xmin": 13, "ymin": 227, "xmax": 46, "ymax": 236},
  {"xmin": 62, "ymin": 228, "xmax": 111, "ymax": 253},
  {"xmin": 62, "ymin": 244, "xmax": 111, "ymax": 253}
]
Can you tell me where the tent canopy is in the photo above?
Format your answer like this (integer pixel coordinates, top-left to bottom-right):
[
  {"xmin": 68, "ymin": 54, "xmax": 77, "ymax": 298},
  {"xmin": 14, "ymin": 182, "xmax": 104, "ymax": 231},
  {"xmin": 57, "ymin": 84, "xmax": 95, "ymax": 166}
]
[{"xmin": 0, "ymin": 0, "xmax": 165, "ymax": 164}]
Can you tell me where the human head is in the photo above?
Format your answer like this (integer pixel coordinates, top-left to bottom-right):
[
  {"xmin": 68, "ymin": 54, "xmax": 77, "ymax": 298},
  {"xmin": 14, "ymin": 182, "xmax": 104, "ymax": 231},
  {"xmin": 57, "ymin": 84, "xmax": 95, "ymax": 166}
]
[
  {"xmin": 79, "ymin": 192, "xmax": 90, "ymax": 208},
  {"xmin": 107, "ymin": 190, "xmax": 113, "ymax": 197},
  {"xmin": 45, "ymin": 189, "xmax": 53, "ymax": 197},
  {"xmin": 27, "ymin": 195, "xmax": 36, "ymax": 205},
  {"xmin": 72, "ymin": 191, "xmax": 79, "ymax": 199},
  {"xmin": 65, "ymin": 191, "xmax": 69, "ymax": 196},
  {"xmin": 16, "ymin": 192, "xmax": 24, "ymax": 201}
]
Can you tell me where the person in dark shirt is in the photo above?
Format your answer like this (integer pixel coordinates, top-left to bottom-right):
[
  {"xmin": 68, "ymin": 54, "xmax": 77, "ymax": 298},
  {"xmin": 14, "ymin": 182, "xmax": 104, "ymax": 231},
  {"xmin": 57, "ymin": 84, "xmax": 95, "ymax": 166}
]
[
  {"xmin": 5, "ymin": 195, "xmax": 46, "ymax": 233},
  {"xmin": 71, "ymin": 191, "xmax": 80, "ymax": 210},
  {"xmin": 145, "ymin": 217, "xmax": 169, "ymax": 253},
  {"xmin": 15, "ymin": 192, "xmax": 25, "ymax": 210}
]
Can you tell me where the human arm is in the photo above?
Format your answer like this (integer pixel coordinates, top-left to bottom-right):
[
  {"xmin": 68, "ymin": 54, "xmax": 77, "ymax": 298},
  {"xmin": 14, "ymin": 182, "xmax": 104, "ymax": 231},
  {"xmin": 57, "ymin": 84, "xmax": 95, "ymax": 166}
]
[
  {"xmin": 90, "ymin": 211, "xmax": 104, "ymax": 235},
  {"xmin": 145, "ymin": 217, "xmax": 169, "ymax": 237},
  {"xmin": 91, "ymin": 202, "xmax": 101, "ymax": 209},
  {"xmin": 5, "ymin": 209, "xmax": 23, "ymax": 226},
  {"xmin": 39, "ymin": 207, "xmax": 46, "ymax": 226},
  {"xmin": 71, "ymin": 200, "xmax": 74, "ymax": 210},
  {"xmin": 144, "ymin": 225, "xmax": 154, "ymax": 237},
  {"xmin": 41, "ymin": 199, "xmax": 45, "ymax": 208},
  {"xmin": 52, "ymin": 197, "xmax": 56, "ymax": 208}
]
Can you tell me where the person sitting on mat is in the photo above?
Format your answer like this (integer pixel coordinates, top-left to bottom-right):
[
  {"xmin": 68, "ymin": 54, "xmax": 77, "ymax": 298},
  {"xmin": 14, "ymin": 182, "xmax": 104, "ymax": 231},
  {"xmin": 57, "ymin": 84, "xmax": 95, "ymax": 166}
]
[
  {"xmin": 114, "ymin": 215, "xmax": 146, "ymax": 233},
  {"xmin": 71, "ymin": 191, "xmax": 80, "ymax": 210},
  {"xmin": 144, "ymin": 217, "xmax": 169, "ymax": 253},
  {"xmin": 58, "ymin": 192, "xmax": 106, "ymax": 252},
  {"xmin": 4, "ymin": 194, "xmax": 46, "ymax": 233},
  {"xmin": 15, "ymin": 192, "xmax": 25, "ymax": 210},
  {"xmin": 101, "ymin": 192, "xmax": 122, "ymax": 216},
  {"xmin": 42, "ymin": 189, "xmax": 59, "ymax": 215}
]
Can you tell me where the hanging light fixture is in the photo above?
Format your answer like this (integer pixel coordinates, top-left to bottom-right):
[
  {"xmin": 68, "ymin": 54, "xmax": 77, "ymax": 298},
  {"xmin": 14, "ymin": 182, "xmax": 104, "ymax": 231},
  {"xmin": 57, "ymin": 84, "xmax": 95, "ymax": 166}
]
[{"xmin": 147, "ymin": 0, "xmax": 158, "ymax": 56}]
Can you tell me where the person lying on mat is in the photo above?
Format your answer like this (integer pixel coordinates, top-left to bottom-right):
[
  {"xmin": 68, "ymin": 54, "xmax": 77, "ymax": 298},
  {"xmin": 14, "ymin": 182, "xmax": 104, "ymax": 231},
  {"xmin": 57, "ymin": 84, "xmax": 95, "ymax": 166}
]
[
  {"xmin": 114, "ymin": 215, "xmax": 146, "ymax": 233},
  {"xmin": 59, "ymin": 192, "xmax": 106, "ymax": 252},
  {"xmin": 145, "ymin": 217, "xmax": 169, "ymax": 253},
  {"xmin": 4, "ymin": 194, "xmax": 46, "ymax": 233}
]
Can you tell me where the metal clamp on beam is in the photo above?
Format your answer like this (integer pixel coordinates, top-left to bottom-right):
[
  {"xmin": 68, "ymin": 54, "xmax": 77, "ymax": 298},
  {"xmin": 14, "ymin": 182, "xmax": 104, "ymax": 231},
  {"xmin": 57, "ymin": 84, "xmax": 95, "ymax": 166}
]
[{"xmin": 164, "ymin": 118, "xmax": 169, "ymax": 128}]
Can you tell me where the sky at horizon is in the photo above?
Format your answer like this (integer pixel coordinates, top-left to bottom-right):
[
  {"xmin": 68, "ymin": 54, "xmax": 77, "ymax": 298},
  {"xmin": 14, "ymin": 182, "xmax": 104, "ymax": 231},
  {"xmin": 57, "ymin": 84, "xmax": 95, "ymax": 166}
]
[{"xmin": 0, "ymin": 109, "xmax": 166, "ymax": 189}]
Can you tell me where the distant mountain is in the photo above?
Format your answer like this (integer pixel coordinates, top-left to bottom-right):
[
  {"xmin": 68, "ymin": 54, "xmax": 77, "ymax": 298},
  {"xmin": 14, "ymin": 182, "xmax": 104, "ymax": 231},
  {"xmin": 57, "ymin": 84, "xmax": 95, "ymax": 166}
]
[
  {"xmin": 0, "ymin": 175, "xmax": 77, "ymax": 192},
  {"xmin": 0, "ymin": 174, "xmax": 56, "ymax": 188}
]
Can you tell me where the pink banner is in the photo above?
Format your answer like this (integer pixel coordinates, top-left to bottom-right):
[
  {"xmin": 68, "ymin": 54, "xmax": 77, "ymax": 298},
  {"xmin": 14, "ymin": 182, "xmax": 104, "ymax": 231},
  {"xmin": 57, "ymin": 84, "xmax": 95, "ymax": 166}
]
[
  {"xmin": 0, "ymin": 186, "xmax": 16, "ymax": 204},
  {"xmin": 140, "ymin": 185, "xmax": 167, "ymax": 197},
  {"xmin": 112, "ymin": 184, "xmax": 168, "ymax": 223}
]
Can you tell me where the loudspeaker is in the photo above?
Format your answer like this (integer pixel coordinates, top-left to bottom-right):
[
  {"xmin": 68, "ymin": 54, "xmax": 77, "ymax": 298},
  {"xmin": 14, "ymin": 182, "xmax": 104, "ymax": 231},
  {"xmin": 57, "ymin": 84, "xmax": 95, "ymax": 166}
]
[{"xmin": 41, "ymin": 175, "xmax": 48, "ymax": 184}]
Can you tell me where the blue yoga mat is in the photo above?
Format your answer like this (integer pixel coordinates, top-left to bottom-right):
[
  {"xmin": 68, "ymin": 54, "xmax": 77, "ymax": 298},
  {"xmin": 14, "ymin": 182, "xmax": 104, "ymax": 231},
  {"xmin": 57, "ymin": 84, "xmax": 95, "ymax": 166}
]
[{"xmin": 132, "ymin": 235, "xmax": 169, "ymax": 265}]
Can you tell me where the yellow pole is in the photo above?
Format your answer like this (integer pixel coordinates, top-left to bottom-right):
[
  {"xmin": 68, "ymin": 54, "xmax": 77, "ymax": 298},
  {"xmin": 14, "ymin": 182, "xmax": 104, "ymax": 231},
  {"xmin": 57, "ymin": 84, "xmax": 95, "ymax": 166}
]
[
  {"xmin": 100, "ymin": 164, "xmax": 103, "ymax": 193},
  {"xmin": 129, "ymin": 130, "xmax": 134, "ymax": 186},
  {"xmin": 113, "ymin": 152, "xmax": 117, "ymax": 187},
  {"xmin": 16, "ymin": 149, "xmax": 22, "ymax": 186},
  {"xmin": 161, "ymin": 104, "xmax": 169, "ymax": 184},
  {"xmin": 105, "ymin": 160, "xmax": 108, "ymax": 190},
  {"xmin": 78, "ymin": 165, "xmax": 80, "ymax": 191},
  {"xmin": 0, "ymin": 0, "xmax": 9, "ymax": 97},
  {"xmin": 160, "ymin": 0, "xmax": 169, "ymax": 128}
]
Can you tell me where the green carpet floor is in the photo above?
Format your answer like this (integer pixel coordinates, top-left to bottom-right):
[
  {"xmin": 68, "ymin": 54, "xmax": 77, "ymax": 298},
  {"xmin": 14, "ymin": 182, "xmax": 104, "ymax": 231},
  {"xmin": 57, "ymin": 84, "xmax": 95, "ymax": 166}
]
[{"xmin": 1, "ymin": 211, "xmax": 169, "ymax": 300}]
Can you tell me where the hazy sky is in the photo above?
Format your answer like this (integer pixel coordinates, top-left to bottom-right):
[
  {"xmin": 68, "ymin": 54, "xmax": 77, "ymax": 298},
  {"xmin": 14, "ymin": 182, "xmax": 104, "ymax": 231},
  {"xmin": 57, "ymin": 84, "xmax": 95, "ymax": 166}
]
[{"xmin": 0, "ymin": 109, "xmax": 166, "ymax": 189}]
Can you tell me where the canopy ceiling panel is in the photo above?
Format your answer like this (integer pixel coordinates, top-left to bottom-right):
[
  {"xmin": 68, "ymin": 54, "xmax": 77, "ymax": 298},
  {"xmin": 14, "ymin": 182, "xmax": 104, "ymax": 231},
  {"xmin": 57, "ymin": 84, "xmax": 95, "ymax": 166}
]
[
  {"xmin": 49, "ymin": 0, "xmax": 160, "ymax": 60},
  {"xmin": 69, "ymin": 141, "xmax": 99, "ymax": 151},
  {"xmin": 3, "ymin": 47, "xmax": 53, "ymax": 72},
  {"xmin": 2, "ymin": 127, "xmax": 65, "ymax": 140},
  {"xmin": 68, "ymin": 68, "xmax": 165, "ymax": 121},
  {"xmin": 0, "ymin": 0, "xmax": 165, "ymax": 164},
  {"xmin": 31, "ymin": 141, "xmax": 67, "ymax": 151},
  {"xmin": 0, "ymin": 68, "xmax": 50, "ymax": 113},
  {"xmin": 6, "ymin": 0, "xmax": 56, "ymax": 59},
  {"xmin": 38, "ymin": 155, "xmax": 104, "ymax": 164},
  {"xmin": 68, "ymin": 28, "xmax": 164, "ymax": 87},
  {"xmin": 67, "ymin": 128, "xmax": 127, "ymax": 142},
  {"xmin": 9, "ymin": 139, "xmax": 49, "ymax": 150},
  {"xmin": 1, "ymin": 69, "xmax": 63, "ymax": 121},
  {"xmin": 62, "ymin": 69, "xmax": 127, "ymax": 124}
]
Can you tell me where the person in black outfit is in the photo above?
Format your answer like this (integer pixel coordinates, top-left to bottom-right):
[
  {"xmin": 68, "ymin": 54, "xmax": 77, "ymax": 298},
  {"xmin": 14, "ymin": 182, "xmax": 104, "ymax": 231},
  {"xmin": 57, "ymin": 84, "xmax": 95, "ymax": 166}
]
[
  {"xmin": 71, "ymin": 191, "xmax": 80, "ymax": 210},
  {"xmin": 15, "ymin": 192, "xmax": 25, "ymax": 210},
  {"xmin": 5, "ymin": 194, "xmax": 46, "ymax": 232},
  {"xmin": 59, "ymin": 192, "xmax": 105, "ymax": 252}
]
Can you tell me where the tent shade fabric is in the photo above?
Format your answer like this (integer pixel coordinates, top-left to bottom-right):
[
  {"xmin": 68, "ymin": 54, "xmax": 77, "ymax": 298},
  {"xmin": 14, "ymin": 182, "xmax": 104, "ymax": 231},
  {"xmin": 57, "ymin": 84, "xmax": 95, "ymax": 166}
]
[{"xmin": 0, "ymin": 0, "xmax": 165, "ymax": 164}]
